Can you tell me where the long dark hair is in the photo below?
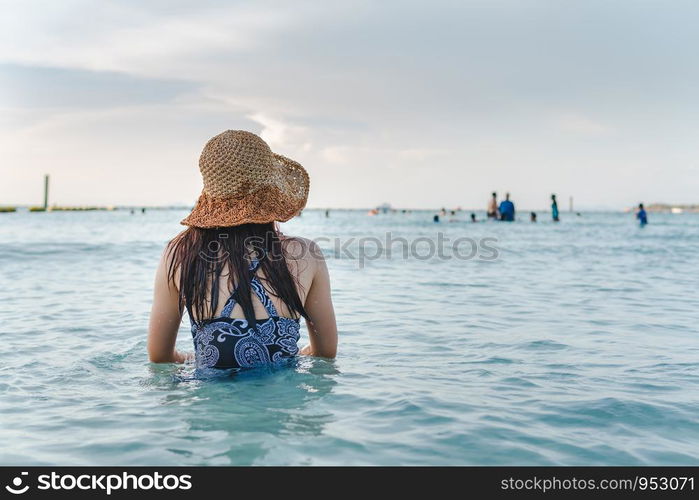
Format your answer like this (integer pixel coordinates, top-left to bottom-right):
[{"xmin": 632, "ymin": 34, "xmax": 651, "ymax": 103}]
[{"xmin": 166, "ymin": 223, "xmax": 308, "ymax": 326}]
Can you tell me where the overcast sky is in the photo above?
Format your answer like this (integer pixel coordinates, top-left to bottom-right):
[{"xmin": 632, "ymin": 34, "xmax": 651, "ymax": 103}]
[{"xmin": 1, "ymin": 0, "xmax": 697, "ymax": 209}]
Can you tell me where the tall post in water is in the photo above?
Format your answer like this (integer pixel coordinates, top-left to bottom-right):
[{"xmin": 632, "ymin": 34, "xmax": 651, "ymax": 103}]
[
  {"xmin": 569, "ymin": 196, "xmax": 573, "ymax": 213},
  {"xmin": 43, "ymin": 174, "xmax": 49, "ymax": 210}
]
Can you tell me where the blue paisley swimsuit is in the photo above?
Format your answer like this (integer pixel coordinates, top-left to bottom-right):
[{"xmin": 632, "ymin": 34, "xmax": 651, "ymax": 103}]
[{"xmin": 190, "ymin": 259, "xmax": 300, "ymax": 369}]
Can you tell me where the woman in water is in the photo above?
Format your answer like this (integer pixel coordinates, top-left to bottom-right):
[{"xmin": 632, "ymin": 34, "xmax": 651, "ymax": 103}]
[{"xmin": 148, "ymin": 130, "xmax": 337, "ymax": 369}]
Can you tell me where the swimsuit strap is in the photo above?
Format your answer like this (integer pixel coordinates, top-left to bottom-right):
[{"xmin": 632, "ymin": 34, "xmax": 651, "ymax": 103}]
[
  {"xmin": 250, "ymin": 275, "xmax": 279, "ymax": 317},
  {"xmin": 220, "ymin": 257, "xmax": 278, "ymax": 318}
]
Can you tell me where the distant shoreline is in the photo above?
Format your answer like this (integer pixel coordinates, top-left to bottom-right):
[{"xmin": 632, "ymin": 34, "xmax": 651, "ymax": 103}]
[
  {"xmin": 1, "ymin": 205, "xmax": 698, "ymax": 213},
  {"xmin": 622, "ymin": 204, "xmax": 699, "ymax": 213}
]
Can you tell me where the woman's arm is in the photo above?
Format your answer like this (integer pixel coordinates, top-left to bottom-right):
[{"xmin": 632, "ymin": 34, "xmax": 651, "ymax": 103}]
[
  {"xmin": 302, "ymin": 243, "xmax": 338, "ymax": 358},
  {"xmin": 147, "ymin": 245, "xmax": 190, "ymax": 363}
]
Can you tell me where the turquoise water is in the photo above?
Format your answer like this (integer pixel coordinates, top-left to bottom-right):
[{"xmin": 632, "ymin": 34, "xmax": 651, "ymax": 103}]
[{"xmin": 1, "ymin": 208, "xmax": 698, "ymax": 465}]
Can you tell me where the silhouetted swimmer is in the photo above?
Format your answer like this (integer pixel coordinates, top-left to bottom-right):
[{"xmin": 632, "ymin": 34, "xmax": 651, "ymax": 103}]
[
  {"xmin": 530, "ymin": 212, "xmax": 537, "ymax": 222},
  {"xmin": 433, "ymin": 214, "xmax": 440, "ymax": 223},
  {"xmin": 325, "ymin": 209, "xmax": 329, "ymax": 218},
  {"xmin": 498, "ymin": 193, "xmax": 515, "ymax": 221},
  {"xmin": 487, "ymin": 192, "xmax": 498, "ymax": 219},
  {"xmin": 130, "ymin": 209, "xmax": 134, "ymax": 215},
  {"xmin": 637, "ymin": 203, "xmax": 648, "ymax": 227},
  {"xmin": 141, "ymin": 207, "xmax": 146, "ymax": 214},
  {"xmin": 551, "ymin": 194, "xmax": 560, "ymax": 222},
  {"xmin": 471, "ymin": 213, "xmax": 477, "ymax": 223}
]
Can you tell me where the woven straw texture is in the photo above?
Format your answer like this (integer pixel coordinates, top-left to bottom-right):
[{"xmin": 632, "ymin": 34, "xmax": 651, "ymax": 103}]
[{"xmin": 181, "ymin": 130, "xmax": 309, "ymax": 228}]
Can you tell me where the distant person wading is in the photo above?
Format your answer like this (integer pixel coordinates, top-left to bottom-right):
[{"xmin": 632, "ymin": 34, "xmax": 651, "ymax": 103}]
[
  {"xmin": 636, "ymin": 203, "xmax": 648, "ymax": 227},
  {"xmin": 148, "ymin": 130, "xmax": 338, "ymax": 370},
  {"xmin": 498, "ymin": 193, "xmax": 516, "ymax": 221},
  {"xmin": 551, "ymin": 194, "xmax": 560, "ymax": 222},
  {"xmin": 487, "ymin": 192, "xmax": 499, "ymax": 219}
]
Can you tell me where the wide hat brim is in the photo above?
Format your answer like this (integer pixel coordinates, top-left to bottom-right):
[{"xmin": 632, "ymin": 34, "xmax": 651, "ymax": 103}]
[{"xmin": 180, "ymin": 153, "xmax": 309, "ymax": 228}]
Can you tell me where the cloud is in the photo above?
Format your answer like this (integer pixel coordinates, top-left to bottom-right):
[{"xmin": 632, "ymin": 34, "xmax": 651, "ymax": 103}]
[
  {"xmin": 398, "ymin": 148, "xmax": 448, "ymax": 161},
  {"xmin": 247, "ymin": 113, "xmax": 312, "ymax": 151},
  {"xmin": 0, "ymin": 1, "xmax": 298, "ymax": 76},
  {"xmin": 0, "ymin": 64, "xmax": 199, "ymax": 109},
  {"xmin": 556, "ymin": 113, "xmax": 614, "ymax": 136},
  {"xmin": 319, "ymin": 146, "xmax": 350, "ymax": 164},
  {"xmin": 1, "ymin": 1, "xmax": 698, "ymax": 208}
]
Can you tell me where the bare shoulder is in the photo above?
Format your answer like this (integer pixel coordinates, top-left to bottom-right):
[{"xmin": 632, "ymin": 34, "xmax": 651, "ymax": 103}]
[
  {"xmin": 160, "ymin": 234, "xmax": 180, "ymax": 267},
  {"xmin": 281, "ymin": 235, "xmax": 325, "ymax": 273},
  {"xmin": 160, "ymin": 231, "xmax": 186, "ymax": 286}
]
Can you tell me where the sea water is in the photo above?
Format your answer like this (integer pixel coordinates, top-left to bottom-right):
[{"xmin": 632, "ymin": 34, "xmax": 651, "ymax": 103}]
[{"xmin": 1, "ymin": 208, "xmax": 698, "ymax": 465}]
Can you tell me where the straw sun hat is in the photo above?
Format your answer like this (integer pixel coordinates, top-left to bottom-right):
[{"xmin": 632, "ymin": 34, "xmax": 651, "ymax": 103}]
[{"xmin": 181, "ymin": 130, "xmax": 309, "ymax": 228}]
